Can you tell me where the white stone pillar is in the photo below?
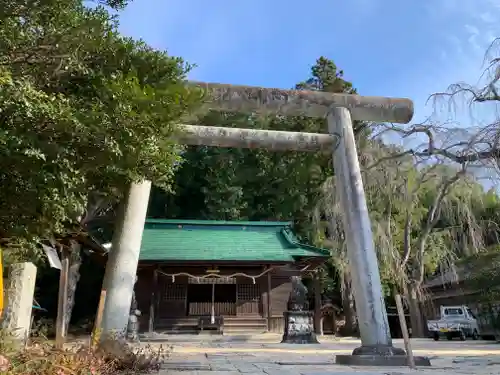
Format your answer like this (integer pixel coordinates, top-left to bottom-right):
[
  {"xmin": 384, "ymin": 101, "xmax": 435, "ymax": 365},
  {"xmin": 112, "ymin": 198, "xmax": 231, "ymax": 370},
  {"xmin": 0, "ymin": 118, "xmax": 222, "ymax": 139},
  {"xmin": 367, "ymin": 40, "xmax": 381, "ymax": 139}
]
[
  {"xmin": 100, "ymin": 180, "xmax": 151, "ymax": 339},
  {"xmin": 328, "ymin": 108, "xmax": 395, "ymax": 353},
  {"xmin": 2, "ymin": 262, "xmax": 37, "ymax": 343}
]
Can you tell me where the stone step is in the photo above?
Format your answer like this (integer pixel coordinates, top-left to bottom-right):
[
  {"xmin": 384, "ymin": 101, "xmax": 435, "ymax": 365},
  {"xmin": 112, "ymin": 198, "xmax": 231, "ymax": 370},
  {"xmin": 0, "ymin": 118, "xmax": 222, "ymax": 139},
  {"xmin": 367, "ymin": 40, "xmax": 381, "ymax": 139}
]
[
  {"xmin": 154, "ymin": 316, "xmax": 268, "ymax": 334},
  {"xmin": 224, "ymin": 327, "xmax": 267, "ymax": 333},
  {"xmin": 224, "ymin": 316, "xmax": 267, "ymax": 322},
  {"xmin": 224, "ymin": 322, "xmax": 267, "ymax": 327},
  {"xmin": 224, "ymin": 322, "xmax": 267, "ymax": 334},
  {"xmin": 153, "ymin": 329, "xmax": 199, "ymax": 335},
  {"xmin": 224, "ymin": 318, "xmax": 266, "ymax": 324},
  {"xmin": 157, "ymin": 318, "xmax": 198, "ymax": 324},
  {"xmin": 158, "ymin": 322, "xmax": 198, "ymax": 327}
]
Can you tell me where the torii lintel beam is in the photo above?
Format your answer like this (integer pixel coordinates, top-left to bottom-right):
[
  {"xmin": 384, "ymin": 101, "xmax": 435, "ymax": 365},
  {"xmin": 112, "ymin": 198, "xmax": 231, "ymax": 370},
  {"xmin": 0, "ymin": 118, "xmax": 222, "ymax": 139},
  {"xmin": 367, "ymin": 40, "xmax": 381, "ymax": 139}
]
[
  {"xmin": 189, "ymin": 81, "xmax": 414, "ymax": 124},
  {"xmin": 175, "ymin": 125, "xmax": 336, "ymax": 152}
]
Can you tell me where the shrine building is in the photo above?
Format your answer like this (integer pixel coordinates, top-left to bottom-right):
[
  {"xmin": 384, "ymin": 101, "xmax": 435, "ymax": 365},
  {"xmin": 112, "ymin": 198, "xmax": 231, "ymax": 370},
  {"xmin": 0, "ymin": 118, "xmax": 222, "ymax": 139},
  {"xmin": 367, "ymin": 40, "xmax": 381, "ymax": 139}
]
[{"xmin": 134, "ymin": 219, "xmax": 329, "ymax": 334}]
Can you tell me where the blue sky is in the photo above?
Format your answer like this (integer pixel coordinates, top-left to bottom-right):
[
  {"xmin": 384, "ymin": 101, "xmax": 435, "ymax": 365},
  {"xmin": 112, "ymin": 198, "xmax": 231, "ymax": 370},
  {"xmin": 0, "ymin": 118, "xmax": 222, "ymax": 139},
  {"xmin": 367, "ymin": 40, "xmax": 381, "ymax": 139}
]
[{"xmin": 116, "ymin": 0, "xmax": 500, "ymax": 125}]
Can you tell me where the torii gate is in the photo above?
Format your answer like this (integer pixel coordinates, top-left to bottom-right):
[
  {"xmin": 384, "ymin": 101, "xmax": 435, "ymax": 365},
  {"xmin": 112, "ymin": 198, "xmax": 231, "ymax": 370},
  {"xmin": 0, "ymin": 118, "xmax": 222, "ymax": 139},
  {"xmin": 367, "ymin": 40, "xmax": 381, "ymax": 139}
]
[{"xmin": 99, "ymin": 82, "xmax": 430, "ymax": 366}]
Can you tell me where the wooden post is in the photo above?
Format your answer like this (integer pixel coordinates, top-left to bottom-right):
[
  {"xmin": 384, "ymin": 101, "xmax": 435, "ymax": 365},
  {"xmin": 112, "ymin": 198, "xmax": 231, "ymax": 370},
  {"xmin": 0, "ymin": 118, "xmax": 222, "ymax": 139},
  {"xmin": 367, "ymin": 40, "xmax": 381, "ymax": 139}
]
[
  {"xmin": 55, "ymin": 249, "xmax": 69, "ymax": 350},
  {"xmin": 149, "ymin": 269, "xmax": 158, "ymax": 333},
  {"xmin": 313, "ymin": 273, "xmax": 322, "ymax": 335},
  {"xmin": 210, "ymin": 282, "xmax": 215, "ymax": 324},
  {"xmin": 91, "ymin": 289, "xmax": 106, "ymax": 349},
  {"xmin": 261, "ymin": 267, "xmax": 269, "ymax": 330},
  {"xmin": 266, "ymin": 268, "xmax": 271, "ymax": 331},
  {"xmin": 395, "ymin": 294, "xmax": 415, "ymax": 369},
  {"xmin": 332, "ymin": 309, "xmax": 337, "ymax": 336}
]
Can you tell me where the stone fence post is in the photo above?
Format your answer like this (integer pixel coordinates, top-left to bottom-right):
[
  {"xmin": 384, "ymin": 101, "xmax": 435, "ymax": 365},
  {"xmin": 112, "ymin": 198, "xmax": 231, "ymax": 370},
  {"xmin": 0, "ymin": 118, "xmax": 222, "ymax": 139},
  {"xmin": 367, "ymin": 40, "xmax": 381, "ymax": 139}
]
[{"xmin": 2, "ymin": 262, "xmax": 37, "ymax": 343}]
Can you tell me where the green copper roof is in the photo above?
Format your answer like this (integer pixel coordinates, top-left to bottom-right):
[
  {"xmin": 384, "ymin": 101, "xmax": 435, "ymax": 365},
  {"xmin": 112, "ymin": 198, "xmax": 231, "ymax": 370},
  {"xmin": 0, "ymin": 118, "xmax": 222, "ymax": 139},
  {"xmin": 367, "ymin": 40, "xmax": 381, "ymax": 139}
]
[{"xmin": 139, "ymin": 219, "xmax": 329, "ymax": 262}]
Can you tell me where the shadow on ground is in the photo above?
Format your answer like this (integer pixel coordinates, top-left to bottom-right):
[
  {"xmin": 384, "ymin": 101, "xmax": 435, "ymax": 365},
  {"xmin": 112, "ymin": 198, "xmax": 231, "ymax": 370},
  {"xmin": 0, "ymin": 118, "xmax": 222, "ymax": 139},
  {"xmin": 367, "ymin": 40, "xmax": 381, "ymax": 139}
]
[{"xmin": 140, "ymin": 333, "xmax": 258, "ymax": 343}]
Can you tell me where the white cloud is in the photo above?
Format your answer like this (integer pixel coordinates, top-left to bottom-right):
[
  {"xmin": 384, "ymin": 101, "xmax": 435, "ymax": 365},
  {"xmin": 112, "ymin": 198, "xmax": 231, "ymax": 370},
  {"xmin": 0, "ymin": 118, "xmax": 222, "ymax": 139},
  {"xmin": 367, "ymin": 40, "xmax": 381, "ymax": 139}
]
[
  {"xmin": 403, "ymin": 1, "xmax": 500, "ymax": 123},
  {"xmin": 464, "ymin": 24, "xmax": 481, "ymax": 51},
  {"xmin": 478, "ymin": 12, "xmax": 496, "ymax": 23}
]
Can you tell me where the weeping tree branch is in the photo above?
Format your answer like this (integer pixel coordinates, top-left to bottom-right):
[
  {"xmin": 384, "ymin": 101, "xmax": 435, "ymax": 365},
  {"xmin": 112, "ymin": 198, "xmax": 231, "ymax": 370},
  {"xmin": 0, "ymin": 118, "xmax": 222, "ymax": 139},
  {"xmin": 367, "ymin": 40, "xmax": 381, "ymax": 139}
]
[
  {"xmin": 372, "ymin": 39, "xmax": 500, "ymax": 172},
  {"xmin": 374, "ymin": 123, "xmax": 500, "ymax": 166},
  {"xmin": 399, "ymin": 163, "xmax": 444, "ymax": 271},
  {"xmin": 415, "ymin": 168, "xmax": 466, "ymax": 284}
]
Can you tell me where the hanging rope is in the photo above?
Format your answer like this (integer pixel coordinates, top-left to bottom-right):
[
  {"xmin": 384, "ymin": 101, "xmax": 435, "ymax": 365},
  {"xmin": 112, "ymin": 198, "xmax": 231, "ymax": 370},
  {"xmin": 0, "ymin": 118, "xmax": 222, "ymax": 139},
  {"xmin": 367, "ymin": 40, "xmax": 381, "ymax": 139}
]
[{"xmin": 157, "ymin": 264, "xmax": 312, "ymax": 283}]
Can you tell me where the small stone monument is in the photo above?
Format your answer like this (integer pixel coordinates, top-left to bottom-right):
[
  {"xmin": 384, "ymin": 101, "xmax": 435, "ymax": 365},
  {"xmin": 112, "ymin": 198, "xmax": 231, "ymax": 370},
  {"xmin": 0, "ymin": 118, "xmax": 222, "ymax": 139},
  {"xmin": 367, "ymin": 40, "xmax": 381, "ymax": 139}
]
[
  {"xmin": 126, "ymin": 276, "xmax": 141, "ymax": 343},
  {"xmin": 281, "ymin": 276, "xmax": 318, "ymax": 344}
]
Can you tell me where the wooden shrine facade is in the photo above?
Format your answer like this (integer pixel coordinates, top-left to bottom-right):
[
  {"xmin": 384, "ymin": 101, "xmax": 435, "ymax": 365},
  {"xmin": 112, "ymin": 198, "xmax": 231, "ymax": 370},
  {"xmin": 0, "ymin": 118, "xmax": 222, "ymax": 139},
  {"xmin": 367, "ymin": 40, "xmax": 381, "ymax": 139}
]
[{"xmin": 133, "ymin": 220, "xmax": 329, "ymax": 334}]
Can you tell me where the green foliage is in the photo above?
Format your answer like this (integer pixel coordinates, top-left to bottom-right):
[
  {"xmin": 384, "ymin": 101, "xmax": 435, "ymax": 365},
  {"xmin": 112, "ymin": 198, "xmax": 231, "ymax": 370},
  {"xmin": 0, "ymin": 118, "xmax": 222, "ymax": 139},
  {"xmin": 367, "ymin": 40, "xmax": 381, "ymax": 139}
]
[
  {"xmin": 462, "ymin": 247, "xmax": 500, "ymax": 303},
  {"xmin": 95, "ymin": 0, "xmax": 132, "ymax": 9},
  {"xmin": 0, "ymin": 0, "xmax": 202, "ymax": 253}
]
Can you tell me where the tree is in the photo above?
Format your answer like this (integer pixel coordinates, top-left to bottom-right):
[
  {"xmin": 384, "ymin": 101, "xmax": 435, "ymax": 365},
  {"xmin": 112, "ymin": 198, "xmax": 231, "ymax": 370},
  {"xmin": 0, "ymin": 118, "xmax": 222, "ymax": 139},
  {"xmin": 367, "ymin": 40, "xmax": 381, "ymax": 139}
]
[
  {"xmin": 464, "ymin": 248, "xmax": 500, "ymax": 333},
  {"xmin": 0, "ymin": 0, "xmax": 201, "ymax": 258}
]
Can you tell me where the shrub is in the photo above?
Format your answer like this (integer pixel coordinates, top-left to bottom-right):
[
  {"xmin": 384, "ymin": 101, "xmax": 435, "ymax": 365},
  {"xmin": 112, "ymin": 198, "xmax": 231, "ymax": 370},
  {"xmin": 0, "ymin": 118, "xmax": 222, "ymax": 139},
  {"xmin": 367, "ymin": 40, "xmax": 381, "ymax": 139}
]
[{"xmin": 0, "ymin": 330, "xmax": 172, "ymax": 375}]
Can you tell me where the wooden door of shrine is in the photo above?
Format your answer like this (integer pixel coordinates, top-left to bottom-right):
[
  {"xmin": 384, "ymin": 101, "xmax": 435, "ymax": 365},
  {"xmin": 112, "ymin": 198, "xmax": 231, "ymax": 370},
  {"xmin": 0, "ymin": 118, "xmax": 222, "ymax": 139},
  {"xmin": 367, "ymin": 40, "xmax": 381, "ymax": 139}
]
[
  {"xmin": 237, "ymin": 283, "xmax": 260, "ymax": 315},
  {"xmin": 187, "ymin": 277, "xmax": 237, "ymax": 316},
  {"xmin": 157, "ymin": 275, "xmax": 187, "ymax": 318}
]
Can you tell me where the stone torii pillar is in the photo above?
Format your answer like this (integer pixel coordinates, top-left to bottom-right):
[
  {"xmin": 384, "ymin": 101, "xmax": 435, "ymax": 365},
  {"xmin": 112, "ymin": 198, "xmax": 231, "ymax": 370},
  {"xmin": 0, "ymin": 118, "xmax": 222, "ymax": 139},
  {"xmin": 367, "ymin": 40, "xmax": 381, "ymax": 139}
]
[{"xmin": 100, "ymin": 82, "xmax": 430, "ymax": 366}]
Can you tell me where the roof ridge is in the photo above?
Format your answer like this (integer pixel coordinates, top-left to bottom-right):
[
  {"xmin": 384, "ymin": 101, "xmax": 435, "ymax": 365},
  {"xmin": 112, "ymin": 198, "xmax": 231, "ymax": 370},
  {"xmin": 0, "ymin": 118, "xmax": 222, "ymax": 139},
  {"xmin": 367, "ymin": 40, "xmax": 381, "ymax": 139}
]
[{"xmin": 145, "ymin": 219, "xmax": 293, "ymax": 226}]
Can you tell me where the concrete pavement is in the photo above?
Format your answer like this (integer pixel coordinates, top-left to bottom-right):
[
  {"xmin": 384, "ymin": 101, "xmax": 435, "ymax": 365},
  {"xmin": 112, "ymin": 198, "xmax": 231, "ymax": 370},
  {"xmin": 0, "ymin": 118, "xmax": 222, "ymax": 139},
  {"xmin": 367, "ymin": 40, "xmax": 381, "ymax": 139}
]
[{"xmin": 141, "ymin": 334, "xmax": 500, "ymax": 374}]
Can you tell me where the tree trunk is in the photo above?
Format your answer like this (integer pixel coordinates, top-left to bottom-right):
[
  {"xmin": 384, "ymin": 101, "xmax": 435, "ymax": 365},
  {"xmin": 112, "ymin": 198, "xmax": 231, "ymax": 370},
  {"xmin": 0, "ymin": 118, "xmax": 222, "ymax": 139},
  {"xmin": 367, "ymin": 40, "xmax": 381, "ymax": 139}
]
[
  {"xmin": 64, "ymin": 241, "xmax": 82, "ymax": 335},
  {"xmin": 406, "ymin": 282, "xmax": 424, "ymax": 338},
  {"xmin": 341, "ymin": 275, "xmax": 358, "ymax": 336}
]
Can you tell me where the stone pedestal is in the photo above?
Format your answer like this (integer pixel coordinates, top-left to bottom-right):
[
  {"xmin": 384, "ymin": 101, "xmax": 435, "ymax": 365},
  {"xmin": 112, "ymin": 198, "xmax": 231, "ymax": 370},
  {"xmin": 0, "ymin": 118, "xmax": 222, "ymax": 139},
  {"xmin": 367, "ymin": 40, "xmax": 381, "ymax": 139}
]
[
  {"xmin": 281, "ymin": 311, "xmax": 318, "ymax": 344},
  {"xmin": 2, "ymin": 262, "xmax": 37, "ymax": 343},
  {"xmin": 336, "ymin": 345, "xmax": 431, "ymax": 367}
]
